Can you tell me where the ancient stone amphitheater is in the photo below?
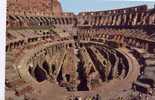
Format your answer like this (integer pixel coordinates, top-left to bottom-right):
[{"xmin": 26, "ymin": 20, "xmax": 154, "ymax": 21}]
[{"xmin": 6, "ymin": 0, "xmax": 155, "ymax": 100}]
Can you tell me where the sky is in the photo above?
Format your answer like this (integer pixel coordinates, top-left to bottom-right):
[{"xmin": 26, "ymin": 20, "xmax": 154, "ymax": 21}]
[{"xmin": 60, "ymin": 0, "xmax": 155, "ymax": 14}]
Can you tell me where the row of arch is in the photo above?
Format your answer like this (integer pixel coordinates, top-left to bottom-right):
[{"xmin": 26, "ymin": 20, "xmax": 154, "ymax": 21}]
[
  {"xmin": 78, "ymin": 5, "xmax": 147, "ymax": 16},
  {"xmin": 6, "ymin": 33, "xmax": 70, "ymax": 52},
  {"xmin": 79, "ymin": 11, "xmax": 155, "ymax": 26},
  {"xmin": 27, "ymin": 42, "xmax": 74, "ymax": 83},
  {"xmin": 27, "ymin": 42, "xmax": 74, "ymax": 65},
  {"xmin": 78, "ymin": 28, "xmax": 155, "ymax": 52},
  {"xmin": 28, "ymin": 60, "xmax": 56, "ymax": 82},
  {"xmin": 7, "ymin": 15, "xmax": 77, "ymax": 28}
]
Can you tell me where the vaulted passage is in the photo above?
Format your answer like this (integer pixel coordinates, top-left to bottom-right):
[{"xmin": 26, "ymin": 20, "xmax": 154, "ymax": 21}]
[
  {"xmin": 116, "ymin": 52, "xmax": 129, "ymax": 77},
  {"xmin": 34, "ymin": 65, "xmax": 47, "ymax": 82},
  {"xmin": 96, "ymin": 47, "xmax": 115, "ymax": 80},
  {"xmin": 77, "ymin": 61, "xmax": 89, "ymax": 91},
  {"xmin": 65, "ymin": 74, "xmax": 70, "ymax": 82},
  {"xmin": 51, "ymin": 64, "xmax": 56, "ymax": 74},
  {"xmin": 42, "ymin": 61, "xmax": 50, "ymax": 74},
  {"xmin": 76, "ymin": 51, "xmax": 89, "ymax": 91},
  {"xmin": 86, "ymin": 47, "xmax": 106, "ymax": 81}
]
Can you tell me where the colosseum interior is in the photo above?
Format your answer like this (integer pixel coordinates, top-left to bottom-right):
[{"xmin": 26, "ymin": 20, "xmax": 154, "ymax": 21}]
[{"xmin": 5, "ymin": 0, "xmax": 155, "ymax": 100}]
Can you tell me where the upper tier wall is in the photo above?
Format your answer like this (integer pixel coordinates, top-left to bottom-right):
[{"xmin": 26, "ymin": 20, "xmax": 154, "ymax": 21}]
[
  {"xmin": 77, "ymin": 5, "xmax": 155, "ymax": 27},
  {"xmin": 78, "ymin": 5, "xmax": 147, "ymax": 16}
]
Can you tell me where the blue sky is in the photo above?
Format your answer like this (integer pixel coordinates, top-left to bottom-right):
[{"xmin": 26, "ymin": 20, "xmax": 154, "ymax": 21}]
[{"xmin": 59, "ymin": 0, "xmax": 154, "ymax": 14}]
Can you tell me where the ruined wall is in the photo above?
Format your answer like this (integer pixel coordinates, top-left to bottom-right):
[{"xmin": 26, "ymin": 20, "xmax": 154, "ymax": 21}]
[
  {"xmin": 79, "ymin": 5, "xmax": 147, "ymax": 16},
  {"xmin": 78, "ymin": 5, "xmax": 155, "ymax": 26},
  {"xmin": 51, "ymin": 0, "xmax": 63, "ymax": 16},
  {"xmin": 7, "ymin": 0, "xmax": 63, "ymax": 16}
]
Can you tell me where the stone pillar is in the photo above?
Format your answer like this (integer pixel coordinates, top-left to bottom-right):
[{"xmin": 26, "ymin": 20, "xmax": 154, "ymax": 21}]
[
  {"xmin": 112, "ymin": 15, "xmax": 116, "ymax": 26},
  {"xmin": 132, "ymin": 13, "xmax": 138, "ymax": 26}
]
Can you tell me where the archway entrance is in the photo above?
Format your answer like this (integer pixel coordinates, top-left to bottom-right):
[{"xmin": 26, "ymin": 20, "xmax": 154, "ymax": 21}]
[
  {"xmin": 42, "ymin": 61, "xmax": 50, "ymax": 74},
  {"xmin": 34, "ymin": 65, "xmax": 47, "ymax": 82}
]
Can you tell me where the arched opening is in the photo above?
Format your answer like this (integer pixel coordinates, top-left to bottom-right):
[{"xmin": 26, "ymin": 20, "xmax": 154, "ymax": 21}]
[
  {"xmin": 65, "ymin": 74, "xmax": 70, "ymax": 82},
  {"xmin": 117, "ymin": 58, "xmax": 123, "ymax": 76},
  {"xmin": 51, "ymin": 64, "xmax": 56, "ymax": 74},
  {"xmin": 108, "ymin": 53, "xmax": 116, "ymax": 80},
  {"xmin": 77, "ymin": 61, "xmax": 89, "ymax": 91},
  {"xmin": 139, "ymin": 78, "xmax": 154, "ymax": 88},
  {"xmin": 42, "ymin": 61, "xmax": 50, "ymax": 74},
  {"xmin": 34, "ymin": 65, "xmax": 47, "ymax": 82},
  {"xmin": 69, "ymin": 43, "xmax": 72, "ymax": 47},
  {"xmin": 83, "ymin": 20, "xmax": 89, "ymax": 25}
]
